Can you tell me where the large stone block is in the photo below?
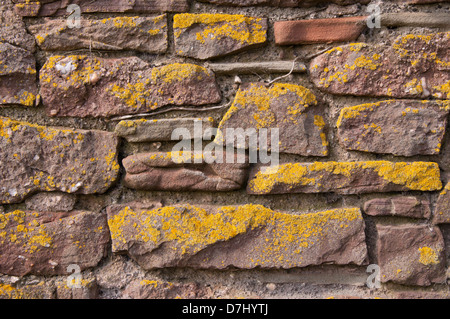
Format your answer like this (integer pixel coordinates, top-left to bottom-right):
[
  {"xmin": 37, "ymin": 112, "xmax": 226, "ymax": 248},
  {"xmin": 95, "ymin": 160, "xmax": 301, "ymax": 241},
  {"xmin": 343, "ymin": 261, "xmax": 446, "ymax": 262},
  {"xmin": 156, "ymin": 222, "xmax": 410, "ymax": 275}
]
[
  {"xmin": 40, "ymin": 57, "xmax": 221, "ymax": 118},
  {"xmin": 310, "ymin": 33, "xmax": 450, "ymax": 99},
  {"xmin": 0, "ymin": 117, "xmax": 120, "ymax": 204},
  {"xmin": 107, "ymin": 203, "xmax": 368, "ymax": 269}
]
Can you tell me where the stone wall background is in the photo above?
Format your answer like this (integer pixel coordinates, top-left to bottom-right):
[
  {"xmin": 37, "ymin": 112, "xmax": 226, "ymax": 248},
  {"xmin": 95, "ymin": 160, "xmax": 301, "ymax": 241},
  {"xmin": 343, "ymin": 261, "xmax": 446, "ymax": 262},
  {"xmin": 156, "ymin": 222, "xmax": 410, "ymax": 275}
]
[{"xmin": 0, "ymin": 0, "xmax": 449, "ymax": 299}]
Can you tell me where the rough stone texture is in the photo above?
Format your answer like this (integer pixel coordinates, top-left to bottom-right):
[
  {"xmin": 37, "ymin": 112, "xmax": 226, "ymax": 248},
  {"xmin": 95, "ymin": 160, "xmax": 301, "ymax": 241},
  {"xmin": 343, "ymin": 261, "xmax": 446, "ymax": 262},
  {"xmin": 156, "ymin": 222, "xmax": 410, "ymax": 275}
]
[
  {"xmin": 0, "ymin": 4, "xmax": 36, "ymax": 52},
  {"xmin": 13, "ymin": 0, "xmax": 189, "ymax": 16},
  {"xmin": 310, "ymin": 32, "xmax": 450, "ymax": 99},
  {"xmin": 107, "ymin": 203, "xmax": 368, "ymax": 269},
  {"xmin": 173, "ymin": 13, "xmax": 268, "ymax": 60},
  {"xmin": 0, "ymin": 282, "xmax": 54, "ymax": 299},
  {"xmin": 247, "ymin": 161, "xmax": 442, "ymax": 195},
  {"xmin": 124, "ymin": 279, "xmax": 213, "ymax": 299},
  {"xmin": 56, "ymin": 277, "xmax": 98, "ymax": 299},
  {"xmin": 337, "ymin": 100, "xmax": 450, "ymax": 156},
  {"xmin": 377, "ymin": 225, "xmax": 446, "ymax": 286},
  {"xmin": 433, "ymin": 183, "xmax": 450, "ymax": 224},
  {"xmin": 198, "ymin": 0, "xmax": 370, "ymax": 6},
  {"xmin": 40, "ymin": 56, "xmax": 222, "ymax": 118},
  {"xmin": 0, "ymin": 117, "xmax": 120, "ymax": 204},
  {"xmin": 123, "ymin": 151, "xmax": 249, "ymax": 192},
  {"xmin": 274, "ymin": 16, "xmax": 368, "ymax": 45},
  {"xmin": 0, "ymin": 5, "xmax": 38, "ymax": 107},
  {"xmin": 214, "ymin": 82, "xmax": 329, "ymax": 156},
  {"xmin": 25, "ymin": 192, "xmax": 77, "ymax": 212},
  {"xmin": 0, "ymin": 210, "xmax": 109, "ymax": 276},
  {"xmin": 28, "ymin": 15, "xmax": 168, "ymax": 53},
  {"xmin": 363, "ymin": 196, "xmax": 431, "ymax": 219},
  {"xmin": 115, "ymin": 117, "xmax": 215, "ymax": 143}
]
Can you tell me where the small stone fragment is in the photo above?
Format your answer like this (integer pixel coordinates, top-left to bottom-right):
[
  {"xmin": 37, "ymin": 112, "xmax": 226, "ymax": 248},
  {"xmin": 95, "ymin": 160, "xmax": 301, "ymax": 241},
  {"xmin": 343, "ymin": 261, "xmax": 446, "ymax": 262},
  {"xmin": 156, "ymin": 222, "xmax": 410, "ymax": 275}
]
[
  {"xmin": 25, "ymin": 193, "xmax": 77, "ymax": 212},
  {"xmin": 115, "ymin": 117, "xmax": 215, "ymax": 143},
  {"xmin": 363, "ymin": 196, "xmax": 431, "ymax": 219}
]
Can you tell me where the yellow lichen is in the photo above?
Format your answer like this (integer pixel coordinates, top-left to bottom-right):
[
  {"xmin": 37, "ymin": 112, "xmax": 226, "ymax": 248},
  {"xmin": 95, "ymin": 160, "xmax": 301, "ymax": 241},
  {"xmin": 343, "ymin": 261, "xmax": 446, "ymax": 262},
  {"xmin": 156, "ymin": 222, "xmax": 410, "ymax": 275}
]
[
  {"xmin": 248, "ymin": 161, "xmax": 442, "ymax": 194},
  {"xmin": 418, "ymin": 247, "xmax": 440, "ymax": 265},
  {"xmin": 151, "ymin": 63, "xmax": 210, "ymax": 84},
  {"xmin": 108, "ymin": 203, "xmax": 362, "ymax": 264},
  {"xmin": 173, "ymin": 13, "xmax": 266, "ymax": 45}
]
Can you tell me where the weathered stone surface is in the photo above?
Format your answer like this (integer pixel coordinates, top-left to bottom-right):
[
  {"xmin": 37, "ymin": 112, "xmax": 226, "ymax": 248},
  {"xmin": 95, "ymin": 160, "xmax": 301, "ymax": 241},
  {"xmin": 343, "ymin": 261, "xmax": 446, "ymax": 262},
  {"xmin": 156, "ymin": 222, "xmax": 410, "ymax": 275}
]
[
  {"xmin": 433, "ymin": 183, "xmax": 450, "ymax": 224},
  {"xmin": 107, "ymin": 203, "xmax": 368, "ymax": 269},
  {"xmin": 0, "ymin": 210, "xmax": 109, "ymax": 276},
  {"xmin": 25, "ymin": 192, "xmax": 77, "ymax": 212},
  {"xmin": 0, "ymin": 5, "xmax": 35, "ymax": 52},
  {"xmin": 123, "ymin": 151, "xmax": 249, "ymax": 192},
  {"xmin": 115, "ymin": 117, "xmax": 215, "ymax": 143},
  {"xmin": 0, "ymin": 42, "xmax": 37, "ymax": 107},
  {"xmin": 40, "ymin": 56, "xmax": 221, "ymax": 118},
  {"xmin": 198, "ymin": 0, "xmax": 370, "ymax": 6},
  {"xmin": 56, "ymin": 277, "xmax": 98, "ymax": 299},
  {"xmin": 173, "ymin": 13, "xmax": 268, "ymax": 60},
  {"xmin": 337, "ymin": 100, "xmax": 450, "ymax": 156},
  {"xmin": 377, "ymin": 225, "xmax": 446, "ymax": 286},
  {"xmin": 13, "ymin": 0, "xmax": 189, "ymax": 16},
  {"xmin": 310, "ymin": 33, "xmax": 450, "ymax": 99},
  {"xmin": 274, "ymin": 16, "xmax": 368, "ymax": 45},
  {"xmin": 0, "ymin": 4, "xmax": 37, "ymax": 107},
  {"xmin": 29, "ymin": 15, "xmax": 168, "ymax": 53},
  {"xmin": 0, "ymin": 117, "xmax": 120, "ymax": 204},
  {"xmin": 247, "ymin": 161, "xmax": 442, "ymax": 195},
  {"xmin": 214, "ymin": 82, "xmax": 329, "ymax": 156},
  {"xmin": 124, "ymin": 279, "xmax": 212, "ymax": 299},
  {"xmin": 0, "ymin": 282, "xmax": 54, "ymax": 299},
  {"xmin": 363, "ymin": 196, "xmax": 431, "ymax": 219}
]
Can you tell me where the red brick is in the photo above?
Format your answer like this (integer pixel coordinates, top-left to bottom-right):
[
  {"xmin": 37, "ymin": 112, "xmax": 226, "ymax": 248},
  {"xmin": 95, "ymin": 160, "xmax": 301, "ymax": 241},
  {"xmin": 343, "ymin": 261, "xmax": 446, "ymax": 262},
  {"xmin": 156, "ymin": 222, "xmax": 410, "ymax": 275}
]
[{"xmin": 274, "ymin": 16, "xmax": 368, "ymax": 45}]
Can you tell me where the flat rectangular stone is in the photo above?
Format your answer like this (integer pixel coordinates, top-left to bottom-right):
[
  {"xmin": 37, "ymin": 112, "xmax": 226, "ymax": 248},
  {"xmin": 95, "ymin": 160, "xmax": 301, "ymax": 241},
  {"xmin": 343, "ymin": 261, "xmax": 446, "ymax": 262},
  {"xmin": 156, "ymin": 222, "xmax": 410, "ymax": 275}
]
[
  {"xmin": 363, "ymin": 196, "xmax": 431, "ymax": 219},
  {"xmin": 214, "ymin": 82, "xmax": 329, "ymax": 156},
  {"xmin": 115, "ymin": 117, "xmax": 215, "ymax": 142},
  {"xmin": 40, "ymin": 57, "xmax": 221, "ymax": 118},
  {"xmin": 106, "ymin": 203, "xmax": 368, "ymax": 269},
  {"xmin": 123, "ymin": 151, "xmax": 249, "ymax": 192},
  {"xmin": 13, "ymin": 0, "xmax": 189, "ymax": 16},
  {"xmin": 173, "ymin": 13, "xmax": 268, "ymax": 60},
  {"xmin": 207, "ymin": 61, "xmax": 307, "ymax": 75},
  {"xmin": 274, "ymin": 16, "xmax": 368, "ymax": 45},
  {"xmin": 337, "ymin": 100, "xmax": 449, "ymax": 156},
  {"xmin": 310, "ymin": 32, "xmax": 450, "ymax": 99},
  {"xmin": 28, "ymin": 15, "xmax": 168, "ymax": 53},
  {"xmin": 25, "ymin": 192, "xmax": 77, "ymax": 212},
  {"xmin": 377, "ymin": 225, "xmax": 446, "ymax": 286},
  {"xmin": 247, "ymin": 161, "xmax": 442, "ymax": 195},
  {"xmin": 0, "ymin": 210, "xmax": 109, "ymax": 276},
  {"xmin": 0, "ymin": 116, "xmax": 120, "ymax": 204}
]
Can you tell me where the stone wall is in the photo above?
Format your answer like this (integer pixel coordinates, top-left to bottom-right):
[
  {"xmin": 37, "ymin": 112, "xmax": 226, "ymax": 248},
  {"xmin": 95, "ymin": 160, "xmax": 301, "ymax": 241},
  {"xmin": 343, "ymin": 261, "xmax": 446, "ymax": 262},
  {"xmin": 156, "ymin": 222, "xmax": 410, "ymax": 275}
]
[{"xmin": 0, "ymin": 0, "xmax": 449, "ymax": 299}]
